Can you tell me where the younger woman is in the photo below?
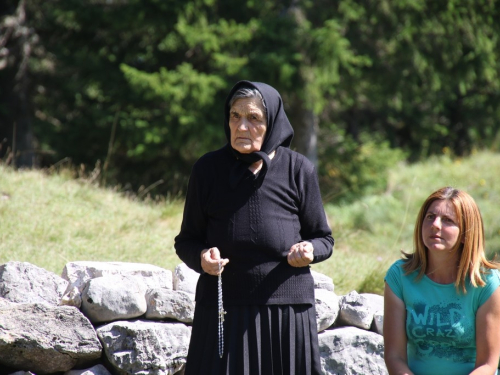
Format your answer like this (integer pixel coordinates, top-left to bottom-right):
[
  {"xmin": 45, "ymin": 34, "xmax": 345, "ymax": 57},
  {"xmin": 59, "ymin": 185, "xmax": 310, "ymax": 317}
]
[{"xmin": 384, "ymin": 187, "xmax": 500, "ymax": 375}]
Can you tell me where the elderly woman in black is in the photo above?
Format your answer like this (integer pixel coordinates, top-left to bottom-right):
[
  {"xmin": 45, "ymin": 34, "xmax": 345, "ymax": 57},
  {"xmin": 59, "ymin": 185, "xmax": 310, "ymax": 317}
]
[{"xmin": 175, "ymin": 80, "xmax": 334, "ymax": 375}]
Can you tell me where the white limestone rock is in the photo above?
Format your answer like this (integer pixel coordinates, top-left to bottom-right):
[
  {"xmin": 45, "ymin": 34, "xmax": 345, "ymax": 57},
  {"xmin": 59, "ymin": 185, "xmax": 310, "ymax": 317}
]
[
  {"xmin": 338, "ymin": 291, "xmax": 383, "ymax": 330},
  {"xmin": 80, "ymin": 275, "xmax": 148, "ymax": 324},
  {"xmin": 362, "ymin": 293, "xmax": 384, "ymax": 315},
  {"xmin": 61, "ymin": 261, "xmax": 173, "ymax": 308},
  {"xmin": 173, "ymin": 263, "xmax": 199, "ymax": 299},
  {"xmin": 372, "ymin": 311, "xmax": 384, "ymax": 335},
  {"xmin": 0, "ymin": 297, "xmax": 15, "ymax": 307},
  {"xmin": 0, "ymin": 303, "xmax": 102, "ymax": 374},
  {"xmin": 311, "ymin": 270, "xmax": 335, "ymax": 292},
  {"xmin": 146, "ymin": 289, "xmax": 195, "ymax": 323},
  {"xmin": 314, "ymin": 288, "xmax": 340, "ymax": 332},
  {"xmin": 0, "ymin": 261, "xmax": 68, "ymax": 305},
  {"xmin": 60, "ymin": 285, "xmax": 82, "ymax": 307},
  {"xmin": 64, "ymin": 364, "xmax": 112, "ymax": 375},
  {"xmin": 97, "ymin": 320, "xmax": 191, "ymax": 375},
  {"xmin": 319, "ymin": 326, "xmax": 387, "ymax": 375}
]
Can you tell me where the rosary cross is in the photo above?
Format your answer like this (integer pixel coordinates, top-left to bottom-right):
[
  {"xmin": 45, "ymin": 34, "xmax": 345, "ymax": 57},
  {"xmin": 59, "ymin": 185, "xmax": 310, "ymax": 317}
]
[
  {"xmin": 218, "ymin": 260, "xmax": 226, "ymax": 323},
  {"xmin": 218, "ymin": 308, "xmax": 227, "ymax": 322}
]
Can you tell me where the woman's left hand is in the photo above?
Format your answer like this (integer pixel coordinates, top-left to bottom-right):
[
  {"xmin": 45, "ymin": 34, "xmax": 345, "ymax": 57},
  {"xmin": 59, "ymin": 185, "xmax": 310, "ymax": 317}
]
[{"xmin": 287, "ymin": 241, "xmax": 314, "ymax": 267}]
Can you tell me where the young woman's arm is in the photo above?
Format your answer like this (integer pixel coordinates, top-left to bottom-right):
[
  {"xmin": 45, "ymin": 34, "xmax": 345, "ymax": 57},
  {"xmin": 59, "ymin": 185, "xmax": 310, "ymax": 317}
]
[
  {"xmin": 471, "ymin": 287, "xmax": 500, "ymax": 375},
  {"xmin": 383, "ymin": 282, "xmax": 415, "ymax": 375}
]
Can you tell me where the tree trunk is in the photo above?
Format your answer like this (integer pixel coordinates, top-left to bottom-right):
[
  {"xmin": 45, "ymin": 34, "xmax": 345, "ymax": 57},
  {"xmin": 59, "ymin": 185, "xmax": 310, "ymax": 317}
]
[
  {"xmin": 449, "ymin": 94, "xmax": 468, "ymax": 156},
  {"xmin": 1, "ymin": 0, "xmax": 37, "ymax": 167},
  {"xmin": 287, "ymin": 94, "xmax": 318, "ymax": 166},
  {"xmin": 282, "ymin": 0, "xmax": 318, "ymax": 166}
]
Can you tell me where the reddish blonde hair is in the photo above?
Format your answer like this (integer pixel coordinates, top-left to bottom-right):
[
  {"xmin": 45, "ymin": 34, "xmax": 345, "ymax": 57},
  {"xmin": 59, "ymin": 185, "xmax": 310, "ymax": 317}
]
[{"xmin": 402, "ymin": 186, "xmax": 499, "ymax": 293}]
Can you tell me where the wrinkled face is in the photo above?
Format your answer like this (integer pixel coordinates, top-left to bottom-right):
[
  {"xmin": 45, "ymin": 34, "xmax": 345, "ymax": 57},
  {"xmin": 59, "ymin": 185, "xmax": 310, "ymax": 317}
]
[
  {"xmin": 229, "ymin": 97, "xmax": 267, "ymax": 154},
  {"xmin": 422, "ymin": 200, "xmax": 461, "ymax": 253}
]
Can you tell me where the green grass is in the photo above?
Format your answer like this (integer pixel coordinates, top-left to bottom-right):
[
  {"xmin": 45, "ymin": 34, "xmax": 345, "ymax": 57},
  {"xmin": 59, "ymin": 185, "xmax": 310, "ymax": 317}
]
[
  {"xmin": 314, "ymin": 150, "xmax": 500, "ymax": 295},
  {"xmin": 1, "ymin": 150, "xmax": 500, "ymax": 296},
  {"xmin": 0, "ymin": 167, "xmax": 184, "ymax": 274}
]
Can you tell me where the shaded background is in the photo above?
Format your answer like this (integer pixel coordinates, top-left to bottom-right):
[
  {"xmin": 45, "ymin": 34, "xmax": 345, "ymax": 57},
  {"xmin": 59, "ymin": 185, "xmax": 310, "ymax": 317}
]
[{"xmin": 2, "ymin": 0, "xmax": 500, "ymax": 203}]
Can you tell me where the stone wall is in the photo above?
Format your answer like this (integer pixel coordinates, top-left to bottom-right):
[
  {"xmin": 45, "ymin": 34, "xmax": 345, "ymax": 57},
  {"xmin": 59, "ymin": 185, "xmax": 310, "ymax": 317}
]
[{"xmin": 0, "ymin": 261, "xmax": 387, "ymax": 375}]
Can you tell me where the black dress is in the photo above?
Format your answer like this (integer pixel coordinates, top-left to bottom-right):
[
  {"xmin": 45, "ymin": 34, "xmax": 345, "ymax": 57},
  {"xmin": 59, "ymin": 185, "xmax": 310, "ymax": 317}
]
[
  {"xmin": 175, "ymin": 146, "xmax": 333, "ymax": 375},
  {"xmin": 187, "ymin": 304, "xmax": 321, "ymax": 375},
  {"xmin": 175, "ymin": 80, "xmax": 334, "ymax": 375}
]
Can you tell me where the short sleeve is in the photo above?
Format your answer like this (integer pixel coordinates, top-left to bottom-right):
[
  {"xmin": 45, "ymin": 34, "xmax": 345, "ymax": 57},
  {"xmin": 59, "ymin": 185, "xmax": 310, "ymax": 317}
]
[
  {"xmin": 477, "ymin": 269, "xmax": 500, "ymax": 307},
  {"xmin": 385, "ymin": 260, "xmax": 405, "ymax": 301}
]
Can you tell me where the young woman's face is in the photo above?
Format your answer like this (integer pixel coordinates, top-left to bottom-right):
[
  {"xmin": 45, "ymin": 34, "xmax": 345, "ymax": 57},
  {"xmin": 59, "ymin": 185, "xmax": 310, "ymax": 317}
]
[
  {"xmin": 422, "ymin": 199, "xmax": 461, "ymax": 253},
  {"xmin": 229, "ymin": 97, "xmax": 267, "ymax": 154}
]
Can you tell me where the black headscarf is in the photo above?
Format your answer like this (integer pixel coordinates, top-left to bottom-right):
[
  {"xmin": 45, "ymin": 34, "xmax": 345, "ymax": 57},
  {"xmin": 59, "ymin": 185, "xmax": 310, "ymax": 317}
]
[{"xmin": 224, "ymin": 81, "xmax": 294, "ymax": 189}]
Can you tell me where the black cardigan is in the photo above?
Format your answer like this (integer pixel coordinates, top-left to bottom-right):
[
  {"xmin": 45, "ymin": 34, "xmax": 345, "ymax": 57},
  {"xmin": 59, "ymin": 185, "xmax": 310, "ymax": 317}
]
[{"xmin": 174, "ymin": 145, "xmax": 334, "ymax": 306}]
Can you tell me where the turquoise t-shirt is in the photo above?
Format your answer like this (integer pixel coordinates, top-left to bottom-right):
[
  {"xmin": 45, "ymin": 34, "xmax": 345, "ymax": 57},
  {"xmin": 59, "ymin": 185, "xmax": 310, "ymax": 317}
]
[{"xmin": 385, "ymin": 259, "xmax": 500, "ymax": 375}]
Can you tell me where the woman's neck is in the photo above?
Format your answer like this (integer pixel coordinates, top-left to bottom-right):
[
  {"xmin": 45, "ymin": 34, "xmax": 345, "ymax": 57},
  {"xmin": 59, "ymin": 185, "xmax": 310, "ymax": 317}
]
[
  {"xmin": 249, "ymin": 150, "xmax": 276, "ymax": 174},
  {"xmin": 426, "ymin": 252, "xmax": 460, "ymax": 284}
]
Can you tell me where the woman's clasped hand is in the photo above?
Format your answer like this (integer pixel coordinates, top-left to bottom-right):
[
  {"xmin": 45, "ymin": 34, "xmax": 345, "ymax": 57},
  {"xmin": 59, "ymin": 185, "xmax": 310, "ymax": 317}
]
[
  {"xmin": 201, "ymin": 247, "xmax": 229, "ymax": 275},
  {"xmin": 287, "ymin": 241, "xmax": 314, "ymax": 267}
]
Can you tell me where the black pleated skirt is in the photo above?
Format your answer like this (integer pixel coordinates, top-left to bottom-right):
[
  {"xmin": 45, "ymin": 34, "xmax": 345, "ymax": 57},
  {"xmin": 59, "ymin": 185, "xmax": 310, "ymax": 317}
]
[{"xmin": 184, "ymin": 304, "xmax": 322, "ymax": 375}]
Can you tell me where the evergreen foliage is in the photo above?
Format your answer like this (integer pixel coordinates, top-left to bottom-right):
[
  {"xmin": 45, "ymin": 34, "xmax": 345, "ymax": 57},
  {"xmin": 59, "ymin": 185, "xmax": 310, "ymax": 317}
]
[{"xmin": 1, "ymin": 0, "xmax": 500, "ymax": 202}]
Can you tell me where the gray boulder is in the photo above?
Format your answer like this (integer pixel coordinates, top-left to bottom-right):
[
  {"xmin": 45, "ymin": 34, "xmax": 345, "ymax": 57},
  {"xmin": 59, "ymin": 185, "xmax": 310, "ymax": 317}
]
[
  {"xmin": 372, "ymin": 311, "xmax": 384, "ymax": 335},
  {"xmin": 61, "ymin": 261, "xmax": 173, "ymax": 308},
  {"xmin": 0, "ymin": 297, "xmax": 14, "ymax": 307},
  {"xmin": 64, "ymin": 364, "xmax": 112, "ymax": 375},
  {"xmin": 319, "ymin": 326, "xmax": 387, "ymax": 375},
  {"xmin": 81, "ymin": 275, "xmax": 148, "ymax": 323},
  {"xmin": 173, "ymin": 263, "xmax": 198, "ymax": 298},
  {"xmin": 315, "ymin": 288, "xmax": 340, "ymax": 332},
  {"xmin": 312, "ymin": 269, "xmax": 335, "ymax": 292},
  {"xmin": 0, "ymin": 303, "xmax": 102, "ymax": 374},
  {"xmin": 0, "ymin": 261, "xmax": 68, "ymax": 305},
  {"xmin": 97, "ymin": 320, "xmax": 191, "ymax": 375},
  {"xmin": 363, "ymin": 293, "xmax": 384, "ymax": 314},
  {"xmin": 146, "ymin": 289, "xmax": 195, "ymax": 323},
  {"xmin": 0, "ymin": 259, "xmax": 390, "ymax": 375},
  {"xmin": 337, "ymin": 291, "xmax": 383, "ymax": 330}
]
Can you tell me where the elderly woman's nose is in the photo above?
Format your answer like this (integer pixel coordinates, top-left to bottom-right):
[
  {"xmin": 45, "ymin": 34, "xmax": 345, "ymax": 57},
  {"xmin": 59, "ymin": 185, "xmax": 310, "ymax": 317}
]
[{"xmin": 238, "ymin": 119, "xmax": 249, "ymax": 130}]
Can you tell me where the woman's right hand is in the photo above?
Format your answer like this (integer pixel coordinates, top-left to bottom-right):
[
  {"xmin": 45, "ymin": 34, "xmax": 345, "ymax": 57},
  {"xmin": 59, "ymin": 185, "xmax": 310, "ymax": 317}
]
[{"xmin": 201, "ymin": 247, "xmax": 229, "ymax": 276}]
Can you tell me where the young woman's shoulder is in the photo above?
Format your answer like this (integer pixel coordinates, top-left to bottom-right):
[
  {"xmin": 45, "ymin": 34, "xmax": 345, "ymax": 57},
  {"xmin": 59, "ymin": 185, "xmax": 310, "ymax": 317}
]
[
  {"xmin": 384, "ymin": 259, "xmax": 409, "ymax": 301},
  {"xmin": 475, "ymin": 268, "xmax": 500, "ymax": 307},
  {"xmin": 389, "ymin": 259, "xmax": 406, "ymax": 271},
  {"xmin": 483, "ymin": 268, "xmax": 500, "ymax": 286}
]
